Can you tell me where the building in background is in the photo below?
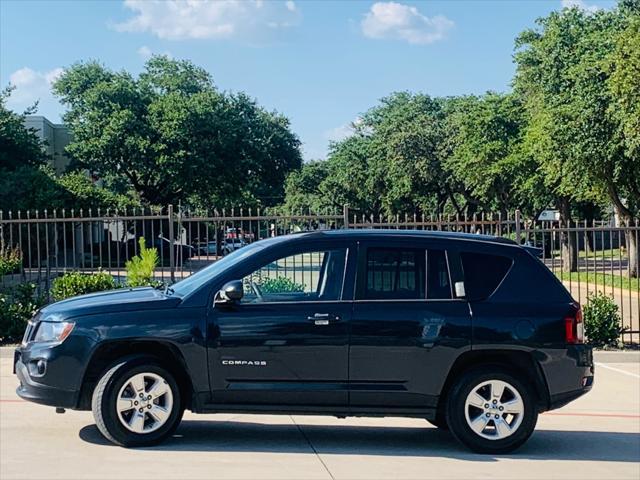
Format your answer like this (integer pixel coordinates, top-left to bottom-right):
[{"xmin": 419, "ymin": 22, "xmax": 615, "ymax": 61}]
[{"xmin": 23, "ymin": 115, "xmax": 72, "ymax": 174}]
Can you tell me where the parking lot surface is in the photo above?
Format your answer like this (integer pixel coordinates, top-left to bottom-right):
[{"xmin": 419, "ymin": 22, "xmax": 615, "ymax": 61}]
[{"xmin": 1, "ymin": 350, "xmax": 639, "ymax": 480}]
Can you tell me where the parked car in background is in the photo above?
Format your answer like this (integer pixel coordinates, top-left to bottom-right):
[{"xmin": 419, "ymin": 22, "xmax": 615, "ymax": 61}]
[
  {"xmin": 194, "ymin": 238, "xmax": 246, "ymax": 256},
  {"xmin": 154, "ymin": 236, "xmax": 195, "ymax": 263},
  {"xmin": 14, "ymin": 230, "xmax": 593, "ymax": 454}
]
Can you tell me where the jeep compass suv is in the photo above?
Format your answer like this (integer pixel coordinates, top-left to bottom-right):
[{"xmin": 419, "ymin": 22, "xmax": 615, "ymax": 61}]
[{"xmin": 14, "ymin": 230, "xmax": 593, "ymax": 453}]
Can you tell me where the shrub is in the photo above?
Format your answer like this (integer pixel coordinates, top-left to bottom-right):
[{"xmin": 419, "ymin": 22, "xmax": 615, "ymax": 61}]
[
  {"xmin": 126, "ymin": 237, "xmax": 160, "ymax": 287},
  {"xmin": 0, "ymin": 242, "xmax": 22, "ymax": 276},
  {"xmin": 51, "ymin": 270, "xmax": 116, "ymax": 301},
  {"xmin": 0, "ymin": 283, "xmax": 45, "ymax": 344},
  {"xmin": 260, "ymin": 276, "xmax": 306, "ymax": 294},
  {"xmin": 583, "ymin": 292, "xmax": 625, "ymax": 347}
]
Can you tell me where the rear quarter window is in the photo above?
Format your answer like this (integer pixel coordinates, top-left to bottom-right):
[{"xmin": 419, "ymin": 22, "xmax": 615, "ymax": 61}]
[{"xmin": 460, "ymin": 252, "xmax": 513, "ymax": 301}]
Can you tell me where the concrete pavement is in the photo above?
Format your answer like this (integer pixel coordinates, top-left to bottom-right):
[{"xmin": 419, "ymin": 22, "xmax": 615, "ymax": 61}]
[{"xmin": 1, "ymin": 351, "xmax": 638, "ymax": 480}]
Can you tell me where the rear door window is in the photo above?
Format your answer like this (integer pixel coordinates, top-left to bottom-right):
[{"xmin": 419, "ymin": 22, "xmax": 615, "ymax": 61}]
[
  {"xmin": 363, "ymin": 248, "xmax": 425, "ymax": 300},
  {"xmin": 427, "ymin": 250, "xmax": 452, "ymax": 299},
  {"xmin": 460, "ymin": 252, "xmax": 513, "ymax": 300}
]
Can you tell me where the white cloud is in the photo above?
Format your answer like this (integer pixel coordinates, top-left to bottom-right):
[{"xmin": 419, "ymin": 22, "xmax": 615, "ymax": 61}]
[
  {"xmin": 113, "ymin": 0, "xmax": 300, "ymax": 41},
  {"xmin": 561, "ymin": 0, "xmax": 601, "ymax": 13},
  {"xmin": 6, "ymin": 67, "xmax": 63, "ymax": 112},
  {"xmin": 361, "ymin": 2, "xmax": 453, "ymax": 45},
  {"xmin": 136, "ymin": 45, "xmax": 172, "ymax": 59},
  {"xmin": 325, "ymin": 117, "xmax": 364, "ymax": 143},
  {"xmin": 325, "ymin": 124, "xmax": 354, "ymax": 143},
  {"xmin": 137, "ymin": 45, "xmax": 152, "ymax": 58}
]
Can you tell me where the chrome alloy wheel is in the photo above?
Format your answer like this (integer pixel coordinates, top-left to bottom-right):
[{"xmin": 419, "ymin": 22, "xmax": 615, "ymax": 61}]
[
  {"xmin": 464, "ymin": 380, "xmax": 524, "ymax": 440},
  {"xmin": 116, "ymin": 372, "xmax": 174, "ymax": 434}
]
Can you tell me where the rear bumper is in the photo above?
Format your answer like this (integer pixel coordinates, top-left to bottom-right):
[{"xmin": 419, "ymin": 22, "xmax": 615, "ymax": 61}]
[
  {"xmin": 541, "ymin": 344, "xmax": 594, "ymax": 411},
  {"xmin": 549, "ymin": 376, "xmax": 593, "ymax": 410}
]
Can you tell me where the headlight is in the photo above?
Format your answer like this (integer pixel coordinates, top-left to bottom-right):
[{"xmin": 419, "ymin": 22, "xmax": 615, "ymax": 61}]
[{"xmin": 33, "ymin": 321, "xmax": 75, "ymax": 344}]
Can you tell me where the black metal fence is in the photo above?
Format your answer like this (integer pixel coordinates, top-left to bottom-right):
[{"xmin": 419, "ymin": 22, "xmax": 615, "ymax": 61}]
[{"xmin": 1, "ymin": 206, "xmax": 638, "ymax": 344}]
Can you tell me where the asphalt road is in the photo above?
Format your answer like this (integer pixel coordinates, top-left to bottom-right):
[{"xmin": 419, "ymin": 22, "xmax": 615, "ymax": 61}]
[{"xmin": 1, "ymin": 350, "xmax": 638, "ymax": 480}]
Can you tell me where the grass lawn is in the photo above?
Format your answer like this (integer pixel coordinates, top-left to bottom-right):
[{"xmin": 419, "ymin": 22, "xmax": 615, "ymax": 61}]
[{"xmin": 555, "ymin": 271, "xmax": 639, "ymax": 292}]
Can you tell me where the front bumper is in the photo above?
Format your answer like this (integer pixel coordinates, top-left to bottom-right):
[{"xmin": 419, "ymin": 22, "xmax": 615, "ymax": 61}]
[{"xmin": 13, "ymin": 346, "xmax": 81, "ymax": 409}]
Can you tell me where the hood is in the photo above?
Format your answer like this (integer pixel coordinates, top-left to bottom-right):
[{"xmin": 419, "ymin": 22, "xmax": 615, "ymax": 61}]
[{"xmin": 39, "ymin": 287, "xmax": 182, "ymax": 321}]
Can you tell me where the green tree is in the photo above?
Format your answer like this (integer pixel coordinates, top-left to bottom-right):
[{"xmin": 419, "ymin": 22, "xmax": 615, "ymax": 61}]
[
  {"xmin": 284, "ymin": 93, "xmax": 458, "ymax": 218},
  {"xmin": 514, "ymin": 7, "xmax": 622, "ymax": 272},
  {"xmin": 361, "ymin": 92, "xmax": 454, "ymax": 216},
  {"xmin": 0, "ymin": 166, "xmax": 136, "ymax": 213},
  {"xmin": 0, "ymin": 86, "xmax": 47, "ymax": 171},
  {"xmin": 53, "ymin": 56, "xmax": 302, "ymax": 208},
  {"xmin": 444, "ymin": 92, "xmax": 541, "ymax": 219},
  {"xmin": 283, "ymin": 160, "xmax": 332, "ymax": 212}
]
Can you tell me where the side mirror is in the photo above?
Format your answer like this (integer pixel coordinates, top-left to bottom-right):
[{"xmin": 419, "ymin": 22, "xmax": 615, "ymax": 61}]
[
  {"xmin": 454, "ymin": 281, "xmax": 466, "ymax": 299},
  {"xmin": 215, "ymin": 280, "xmax": 244, "ymax": 304}
]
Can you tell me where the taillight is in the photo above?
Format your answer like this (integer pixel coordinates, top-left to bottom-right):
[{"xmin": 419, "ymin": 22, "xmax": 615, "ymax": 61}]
[{"xmin": 565, "ymin": 305, "xmax": 584, "ymax": 344}]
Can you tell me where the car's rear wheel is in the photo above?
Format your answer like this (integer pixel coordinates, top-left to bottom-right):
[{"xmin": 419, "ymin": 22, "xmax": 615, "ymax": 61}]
[
  {"xmin": 92, "ymin": 356, "xmax": 183, "ymax": 447},
  {"xmin": 446, "ymin": 367, "xmax": 537, "ymax": 454}
]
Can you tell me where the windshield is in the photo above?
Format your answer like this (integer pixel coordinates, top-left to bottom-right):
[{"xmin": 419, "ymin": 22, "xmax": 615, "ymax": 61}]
[{"xmin": 170, "ymin": 242, "xmax": 267, "ymax": 297}]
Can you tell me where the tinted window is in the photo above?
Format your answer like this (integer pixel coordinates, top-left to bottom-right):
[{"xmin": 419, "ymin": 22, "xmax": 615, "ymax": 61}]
[
  {"xmin": 242, "ymin": 249, "xmax": 346, "ymax": 303},
  {"xmin": 364, "ymin": 248, "xmax": 425, "ymax": 300},
  {"xmin": 461, "ymin": 252, "xmax": 513, "ymax": 300},
  {"xmin": 427, "ymin": 250, "xmax": 451, "ymax": 299}
]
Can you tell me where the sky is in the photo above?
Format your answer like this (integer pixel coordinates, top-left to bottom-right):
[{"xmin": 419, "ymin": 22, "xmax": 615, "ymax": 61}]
[{"xmin": 0, "ymin": 0, "xmax": 616, "ymax": 161}]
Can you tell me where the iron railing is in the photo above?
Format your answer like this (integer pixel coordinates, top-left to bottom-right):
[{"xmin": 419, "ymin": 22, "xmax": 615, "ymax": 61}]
[{"xmin": 1, "ymin": 206, "xmax": 638, "ymax": 344}]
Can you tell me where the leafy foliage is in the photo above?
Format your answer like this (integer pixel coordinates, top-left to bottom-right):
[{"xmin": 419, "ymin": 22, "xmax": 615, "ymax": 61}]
[
  {"xmin": 285, "ymin": 93, "xmax": 458, "ymax": 217},
  {"xmin": 608, "ymin": 15, "xmax": 640, "ymax": 164},
  {"xmin": 50, "ymin": 271, "xmax": 117, "ymax": 301},
  {"xmin": 0, "ymin": 86, "xmax": 47, "ymax": 171},
  {"xmin": 125, "ymin": 238, "xmax": 160, "ymax": 287},
  {"xmin": 0, "ymin": 283, "xmax": 45, "ymax": 344},
  {"xmin": 259, "ymin": 277, "xmax": 306, "ymax": 294},
  {"xmin": 444, "ymin": 93, "xmax": 542, "ymax": 216},
  {"xmin": 514, "ymin": 5, "xmax": 639, "ymax": 275},
  {"xmin": 53, "ymin": 56, "xmax": 302, "ymax": 208},
  {"xmin": 0, "ymin": 243, "xmax": 22, "ymax": 276},
  {"xmin": 583, "ymin": 292, "xmax": 625, "ymax": 347}
]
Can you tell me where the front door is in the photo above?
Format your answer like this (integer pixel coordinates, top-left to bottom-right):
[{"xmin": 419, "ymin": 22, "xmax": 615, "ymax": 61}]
[
  {"xmin": 208, "ymin": 244, "xmax": 352, "ymax": 407},
  {"xmin": 349, "ymin": 241, "xmax": 471, "ymax": 410}
]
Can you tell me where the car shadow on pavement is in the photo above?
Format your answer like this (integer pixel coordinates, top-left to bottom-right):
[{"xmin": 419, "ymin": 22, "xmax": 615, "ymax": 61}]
[{"xmin": 79, "ymin": 420, "xmax": 640, "ymax": 462}]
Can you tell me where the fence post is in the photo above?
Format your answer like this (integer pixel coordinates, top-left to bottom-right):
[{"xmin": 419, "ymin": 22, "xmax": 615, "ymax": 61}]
[
  {"xmin": 167, "ymin": 204, "xmax": 175, "ymax": 283},
  {"xmin": 343, "ymin": 204, "xmax": 350, "ymax": 229},
  {"xmin": 515, "ymin": 209, "xmax": 522, "ymax": 245}
]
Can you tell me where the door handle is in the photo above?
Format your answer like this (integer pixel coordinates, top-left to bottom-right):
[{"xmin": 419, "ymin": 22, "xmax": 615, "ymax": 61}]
[{"xmin": 307, "ymin": 313, "xmax": 340, "ymax": 325}]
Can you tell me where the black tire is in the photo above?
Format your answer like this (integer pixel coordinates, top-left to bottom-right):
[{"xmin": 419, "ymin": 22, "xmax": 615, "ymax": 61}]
[
  {"xmin": 446, "ymin": 366, "xmax": 538, "ymax": 454},
  {"xmin": 92, "ymin": 356, "xmax": 184, "ymax": 447}
]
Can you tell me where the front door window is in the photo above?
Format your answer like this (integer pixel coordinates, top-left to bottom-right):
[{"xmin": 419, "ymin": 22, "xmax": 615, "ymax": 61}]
[{"xmin": 241, "ymin": 249, "xmax": 347, "ymax": 303}]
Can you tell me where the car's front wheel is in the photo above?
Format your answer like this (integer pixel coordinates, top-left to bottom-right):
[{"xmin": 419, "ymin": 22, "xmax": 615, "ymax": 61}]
[
  {"xmin": 446, "ymin": 367, "xmax": 538, "ymax": 454},
  {"xmin": 92, "ymin": 356, "xmax": 183, "ymax": 447}
]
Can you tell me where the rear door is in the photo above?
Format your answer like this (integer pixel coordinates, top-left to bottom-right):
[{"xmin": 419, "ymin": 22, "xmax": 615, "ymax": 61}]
[{"xmin": 349, "ymin": 239, "xmax": 471, "ymax": 410}]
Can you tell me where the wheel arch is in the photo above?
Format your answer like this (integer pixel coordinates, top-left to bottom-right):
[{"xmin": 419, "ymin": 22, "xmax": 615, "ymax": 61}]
[
  {"xmin": 77, "ymin": 340, "xmax": 194, "ymax": 411},
  {"xmin": 437, "ymin": 349, "xmax": 550, "ymax": 414}
]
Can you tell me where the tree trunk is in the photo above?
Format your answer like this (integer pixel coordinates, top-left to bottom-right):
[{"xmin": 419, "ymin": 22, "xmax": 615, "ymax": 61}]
[
  {"xmin": 607, "ymin": 183, "xmax": 639, "ymax": 278},
  {"xmin": 558, "ymin": 197, "xmax": 578, "ymax": 273},
  {"xmin": 628, "ymin": 227, "xmax": 638, "ymax": 278}
]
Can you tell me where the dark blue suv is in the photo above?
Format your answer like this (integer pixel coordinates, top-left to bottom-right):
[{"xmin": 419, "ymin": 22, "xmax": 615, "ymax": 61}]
[{"xmin": 14, "ymin": 230, "xmax": 593, "ymax": 453}]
